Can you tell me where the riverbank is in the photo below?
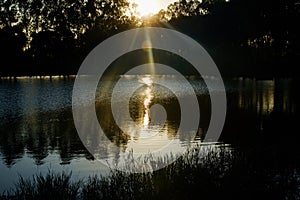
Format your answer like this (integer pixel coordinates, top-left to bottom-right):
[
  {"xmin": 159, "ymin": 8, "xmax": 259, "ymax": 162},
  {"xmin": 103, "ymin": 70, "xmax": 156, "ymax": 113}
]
[{"xmin": 1, "ymin": 145, "xmax": 299, "ymax": 200}]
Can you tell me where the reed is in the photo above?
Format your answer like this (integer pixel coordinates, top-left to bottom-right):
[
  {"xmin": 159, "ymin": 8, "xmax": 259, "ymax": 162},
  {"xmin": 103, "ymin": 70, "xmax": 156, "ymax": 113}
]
[{"xmin": 1, "ymin": 145, "xmax": 299, "ymax": 199}]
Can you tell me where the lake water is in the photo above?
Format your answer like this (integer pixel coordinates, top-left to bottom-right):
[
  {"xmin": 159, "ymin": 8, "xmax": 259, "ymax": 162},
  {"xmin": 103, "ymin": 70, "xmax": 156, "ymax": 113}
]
[{"xmin": 0, "ymin": 76, "xmax": 298, "ymax": 192}]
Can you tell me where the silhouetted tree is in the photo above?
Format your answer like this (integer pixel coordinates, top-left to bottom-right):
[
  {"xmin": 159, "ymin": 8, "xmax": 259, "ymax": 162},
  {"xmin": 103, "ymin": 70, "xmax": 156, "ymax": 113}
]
[
  {"xmin": 0, "ymin": 0, "xmax": 137, "ymax": 76},
  {"xmin": 0, "ymin": 0, "xmax": 299, "ymax": 77},
  {"xmin": 0, "ymin": 25, "xmax": 26, "ymax": 77}
]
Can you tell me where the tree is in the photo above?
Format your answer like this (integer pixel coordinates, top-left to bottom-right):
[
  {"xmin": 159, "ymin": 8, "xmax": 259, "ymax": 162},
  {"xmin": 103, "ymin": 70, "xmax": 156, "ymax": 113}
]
[{"xmin": 0, "ymin": 0, "xmax": 137, "ymax": 75}]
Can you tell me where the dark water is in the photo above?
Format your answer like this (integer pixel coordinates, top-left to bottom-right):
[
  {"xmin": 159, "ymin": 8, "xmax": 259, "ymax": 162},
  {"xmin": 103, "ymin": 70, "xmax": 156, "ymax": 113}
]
[{"xmin": 0, "ymin": 76, "xmax": 299, "ymax": 192}]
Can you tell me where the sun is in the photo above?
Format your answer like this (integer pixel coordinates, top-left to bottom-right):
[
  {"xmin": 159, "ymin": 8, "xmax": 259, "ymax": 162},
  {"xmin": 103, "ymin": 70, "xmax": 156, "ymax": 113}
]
[{"xmin": 131, "ymin": 0, "xmax": 161, "ymax": 16}]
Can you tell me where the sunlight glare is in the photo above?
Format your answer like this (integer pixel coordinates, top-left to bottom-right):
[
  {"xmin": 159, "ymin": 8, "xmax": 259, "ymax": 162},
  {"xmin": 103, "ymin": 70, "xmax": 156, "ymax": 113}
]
[
  {"xmin": 139, "ymin": 76, "xmax": 154, "ymax": 127},
  {"xmin": 141, "ymin": 77, "xmax": 153, "ymax": 86},
  {"xmin": 132, "ymin": 0, "xmax": 161, "ymax": 16}
]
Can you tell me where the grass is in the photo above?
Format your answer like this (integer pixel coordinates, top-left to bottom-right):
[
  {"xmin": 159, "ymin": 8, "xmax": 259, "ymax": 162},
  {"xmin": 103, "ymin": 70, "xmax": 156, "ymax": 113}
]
[{"xmin": 1, "ymin": 145, "xmax": 300, "ymax": 200}]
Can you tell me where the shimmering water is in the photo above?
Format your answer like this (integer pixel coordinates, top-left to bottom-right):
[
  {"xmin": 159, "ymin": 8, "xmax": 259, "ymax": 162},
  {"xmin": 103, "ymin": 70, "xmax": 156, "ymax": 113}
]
[{"xmin": 0, "ymin": 77, "xmax": 298, "ymax": 192}]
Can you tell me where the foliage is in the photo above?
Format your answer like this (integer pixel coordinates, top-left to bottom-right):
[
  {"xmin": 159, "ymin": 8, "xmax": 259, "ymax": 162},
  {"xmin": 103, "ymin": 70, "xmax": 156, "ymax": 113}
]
[
  {"xmin": 0, "ymin": 0, "xmax": 299, "ymax": 77},
  {"xmin": 0, "ymin": 0, "xmax": 136, "ymax": 76},
  {"xmin": 1, "ymin": 145, "xmax": 300, "ymax": 199}
]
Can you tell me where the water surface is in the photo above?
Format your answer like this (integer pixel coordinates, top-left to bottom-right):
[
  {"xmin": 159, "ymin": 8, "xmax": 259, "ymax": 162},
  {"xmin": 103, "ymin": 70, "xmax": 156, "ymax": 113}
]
[{"xmin": 0, "ymin": 77, "xmax": 298, "ymax": 192}]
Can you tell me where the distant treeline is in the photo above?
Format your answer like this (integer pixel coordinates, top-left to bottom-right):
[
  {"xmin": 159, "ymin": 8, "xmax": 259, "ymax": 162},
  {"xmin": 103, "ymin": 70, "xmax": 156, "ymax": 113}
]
[{"xmin": 0, "ymin": 0, "xmax": 299, "ymax": 78}]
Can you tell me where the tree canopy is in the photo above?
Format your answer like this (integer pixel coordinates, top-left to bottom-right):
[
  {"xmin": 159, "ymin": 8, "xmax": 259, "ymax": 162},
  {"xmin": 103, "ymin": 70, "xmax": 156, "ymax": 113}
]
[{"xmin": 0, "ymin": 0, "xmax": 299, "ymax": 77}]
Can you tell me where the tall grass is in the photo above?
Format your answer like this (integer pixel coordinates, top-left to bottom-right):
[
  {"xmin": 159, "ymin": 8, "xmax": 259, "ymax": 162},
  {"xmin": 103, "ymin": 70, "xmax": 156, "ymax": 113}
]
[{"xmin": 1, "ymin": 145, "xmax": 300, "ymax": 200}]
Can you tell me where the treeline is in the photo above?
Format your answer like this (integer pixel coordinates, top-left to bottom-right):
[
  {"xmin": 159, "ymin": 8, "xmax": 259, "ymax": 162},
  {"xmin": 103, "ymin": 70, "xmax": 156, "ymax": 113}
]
[
  {"xmin": 0, "ymin": 0, "xmax": 138, "ymax": 77},
  {"xmin": 155, "ymin": 0, "xmax": 300, "ymax": 77},
  {"xmin": 0, "ymin": 0, "xmax": 300, "ymax": 78}
]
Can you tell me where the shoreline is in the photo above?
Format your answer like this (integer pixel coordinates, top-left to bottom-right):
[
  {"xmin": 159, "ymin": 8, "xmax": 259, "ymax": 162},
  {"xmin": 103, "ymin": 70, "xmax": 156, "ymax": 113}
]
[{"xmin": 0, "ymin": 74, "xmax": 298, "ymax": 81}]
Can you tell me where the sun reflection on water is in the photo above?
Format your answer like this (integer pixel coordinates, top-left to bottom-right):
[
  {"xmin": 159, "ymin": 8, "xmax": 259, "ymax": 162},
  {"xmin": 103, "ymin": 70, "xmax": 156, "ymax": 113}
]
[{"xmin": 139, "ymin": 76, "xmax": 154, "ymax": 127}]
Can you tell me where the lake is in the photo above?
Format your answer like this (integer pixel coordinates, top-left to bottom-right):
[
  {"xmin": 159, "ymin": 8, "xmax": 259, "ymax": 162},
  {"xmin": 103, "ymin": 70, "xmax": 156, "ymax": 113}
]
[{"xmin": 0, "ymin": 76, "xmax": 299, "ymax": 192}]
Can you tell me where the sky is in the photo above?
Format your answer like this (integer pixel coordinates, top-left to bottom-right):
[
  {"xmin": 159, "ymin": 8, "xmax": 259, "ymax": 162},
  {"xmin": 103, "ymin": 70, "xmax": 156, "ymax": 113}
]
[{"xmin": 131, "ymin": 0, "xmax": 177, "ymax": 16}]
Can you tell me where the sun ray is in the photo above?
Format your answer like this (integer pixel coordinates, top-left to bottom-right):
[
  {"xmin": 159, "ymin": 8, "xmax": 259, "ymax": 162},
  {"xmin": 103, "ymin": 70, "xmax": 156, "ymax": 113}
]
[{"xmin": 144, "ymin": 29, "xmax": 156, "ymax": 75}]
